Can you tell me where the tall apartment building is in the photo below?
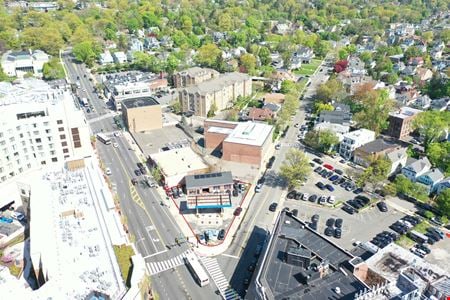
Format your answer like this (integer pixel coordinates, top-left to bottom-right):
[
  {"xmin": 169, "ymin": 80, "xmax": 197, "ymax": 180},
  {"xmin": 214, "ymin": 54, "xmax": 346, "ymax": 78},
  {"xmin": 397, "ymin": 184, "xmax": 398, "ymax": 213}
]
[
  {"xmin": 339, "ymin": 128, "xmax": 376, "ymax": 160},
  {"xmin": 178, "ymin": 72, "xmax": 252, "ymax": 117},
  {"xmin": 385, "ymin": 106, "xmax": 422, "ymax": 139},
  {"xmin": 0, "ymin": 79, "xmax": 91, "ymax": 183},
  {"xmin": 173, "ymin": 67, "xmax": 219, "ymax": 88}
]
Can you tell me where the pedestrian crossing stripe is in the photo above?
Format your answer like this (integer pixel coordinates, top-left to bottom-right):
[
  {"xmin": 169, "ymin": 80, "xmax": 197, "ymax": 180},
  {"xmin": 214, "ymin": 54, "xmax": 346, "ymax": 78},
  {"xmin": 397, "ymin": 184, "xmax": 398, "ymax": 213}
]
[{"xmin": 146, "ymin": 250, "xmax": 193, "ymax": 275}]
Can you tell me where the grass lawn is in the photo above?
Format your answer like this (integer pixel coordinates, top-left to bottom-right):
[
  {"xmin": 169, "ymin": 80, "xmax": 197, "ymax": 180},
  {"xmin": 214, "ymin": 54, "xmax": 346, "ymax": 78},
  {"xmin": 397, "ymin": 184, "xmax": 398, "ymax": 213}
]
[
  {"xmin": 297, "ymin": 79, "xmax": 308, "ymax": 93},
  {"xmin": 294, "ymin": 59, "xmax": 323, "ymax": 76},
  {"xmin": 395, "ymin": 235, "xmax": 415, "ymax": 248},
  {"xmin": 413, "ymin": 221, "xmax": 430, "ymax": 234},
  {"xmin": 113, "ymin": 244, "xmax": 135, "ymax": 287}
]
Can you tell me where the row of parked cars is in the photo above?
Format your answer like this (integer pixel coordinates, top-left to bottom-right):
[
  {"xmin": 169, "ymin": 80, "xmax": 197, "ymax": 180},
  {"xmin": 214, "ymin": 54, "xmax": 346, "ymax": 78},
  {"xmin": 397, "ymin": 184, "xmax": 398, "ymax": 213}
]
[
  {"xmin": 341, "ymin": 195, "xmax": 371, "ymax": 214},
  {"xmin": 286, "ymin": 190, "xmax": 336, "ymax": 205}
]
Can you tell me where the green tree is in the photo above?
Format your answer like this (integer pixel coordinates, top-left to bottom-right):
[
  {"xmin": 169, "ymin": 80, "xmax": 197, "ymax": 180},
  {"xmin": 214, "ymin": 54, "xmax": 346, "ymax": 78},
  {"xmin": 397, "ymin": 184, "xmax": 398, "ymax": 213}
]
[
  {"xmin": 338, "ymin": 48, "xmax": 348, "ymax": 60},
  {"xmin": 133, "ymin": 52, "xmax": 162, "ymax": 73},
  {"xmin": 354, "ymin": 89, "xmax": 394, "ymax": 135},
  {"xmin": 423, "ymin": 73, "xmax": 450, "ymax": 99},
  {"xmin": 359, "ymin": 51, "xmax": 372, "ymax": 64},
  {"xmin": 421, "ymin": 31, "xmax": 433, "ymax": 43},
  {"xmin": 356, "ymin": 157, "xmax": 391, "ymax": 189},
  {"xmin": 304, "ymin": 129, "xmax": 339, "ymax": 154},
  {"xmin": 239, "ymin": 53, "xmax": 256, "ymax": 74},
  {"xmin": 0, "ymin": 64, "xmax": 9, "ymax": 81},
  {"xmin": 73, "ymin": 41, "xmax": 97, "ymax": 66},
  {"xmin": 218, "ymin": 12, "xmax": 233, "ymax": 31},
  {"xmin": 404, "ymin": 46, "xmax": 422, "ymax": 60},
  {"xmin": 196, "ymin": 43, "xmax": 222, "ymax": 68},
  {"xmin": 42, "ymin": 58, "xmax": 65, "ymax": 80},
  {"xmin": 314, "ymin": 102, "xmax": 334, "ymax": 113},
  {"xmin": 394, "ymin": 174, "xmax": 429, "ymax": 202},
  {"xmin": 426, "ymin": 142, "xmax": 450, "ymax": 175},
  {"xmin": 180, "ymin": 15, "xmax": 193, "ymax": 34},
  {"xmin": 279, "ymin": 149, "xmax": 312, "ymax": 188},
  {"xmin": 258, "ymin": 46, "xmax": 271, "ymax": 66},
  {"xmin": 207, "ymin": 102, "xmax": 218, "ymax": 117},
  {"xmin": 436, "ymin": 189, "xmax": 450, "ymax": 217},
  {"xmin": 413, "ymin": 111, "xmax": 450, "ymax": 148},
  {"xmin": 280, "ymin": 80, "xmax": 297, "ymax": 94},
  {"xmin": 315, "ymin": 79, "xmax": 346, "ymax": 102},
  {"xmin": 164, "ymin": 53, "xmax": 179, "ymax": 73}
]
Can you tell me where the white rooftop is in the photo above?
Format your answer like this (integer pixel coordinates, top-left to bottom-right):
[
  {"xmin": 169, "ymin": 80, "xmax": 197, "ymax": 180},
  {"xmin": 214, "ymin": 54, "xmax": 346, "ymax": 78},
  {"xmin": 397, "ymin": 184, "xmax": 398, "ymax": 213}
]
[
  {"xmin": 0, "ymin": 158, "xmax": 127, "ymax": 299},
  {"xmin": 343, "ymin": 128, "xmax": 375, "ymax": 140},
  {"xmin": 150, "ymin": 147, "xmax": 208, "ymax": 178},
  {"xmin": 207, "ymin": 126, "xmax": 234, "ymax": 135},
  {"xmin": 224, "ymin": 121, "xmax": 273, "ymax": 147},
  {"xmin": 0, "ymin": 79, "xmax": 66, "ymax": 106},
  {"xmin": 389, "ymin": 106, "xmax": 423, "ymax": 119}
]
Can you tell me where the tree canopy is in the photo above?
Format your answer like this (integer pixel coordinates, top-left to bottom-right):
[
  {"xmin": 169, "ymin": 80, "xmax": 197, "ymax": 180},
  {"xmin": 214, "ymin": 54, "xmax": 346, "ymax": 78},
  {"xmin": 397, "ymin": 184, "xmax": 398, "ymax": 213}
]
[
  {"xmin": 413, "ymin": 111, "xmax": 450, "ymax": 149},
  {"xmin": 279, "ymin": 149, "xmax": 312, "ymax": 188}
]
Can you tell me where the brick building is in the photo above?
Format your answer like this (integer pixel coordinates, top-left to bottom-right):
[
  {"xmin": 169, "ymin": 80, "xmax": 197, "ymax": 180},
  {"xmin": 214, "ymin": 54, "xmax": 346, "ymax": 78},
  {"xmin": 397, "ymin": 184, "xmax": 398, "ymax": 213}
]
[
  {"xmin": 204, "ymin": 120, "xmax": 273, "ymax": 165},
  {"xmin": 386, "ymin": 107, "xmax": 422, "ymax": 139},
  {"xmin": 173, "ymin": 67, "xmax": 219, "ymax": 88},
  {"xmin": 122, "ymin": 97, "xmax": 162, "ymax": 132}
]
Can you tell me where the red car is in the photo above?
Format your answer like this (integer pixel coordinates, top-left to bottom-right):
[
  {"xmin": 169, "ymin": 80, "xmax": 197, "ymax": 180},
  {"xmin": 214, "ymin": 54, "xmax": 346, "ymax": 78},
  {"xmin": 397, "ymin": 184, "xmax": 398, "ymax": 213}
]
[
  {"xmin": 323, "ymin": 164, "xmax": 334, "ymax": 171},
  {"xmin": 234, "ymin": 207, "xmax": 243, "ymax": 216}
]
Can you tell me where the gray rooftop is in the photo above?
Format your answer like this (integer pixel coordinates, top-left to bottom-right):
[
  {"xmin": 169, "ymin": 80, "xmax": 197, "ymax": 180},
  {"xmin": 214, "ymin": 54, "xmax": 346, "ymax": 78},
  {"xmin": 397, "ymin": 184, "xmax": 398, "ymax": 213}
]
[
  {"xmin": 405, "ymin": 157, "xmax": 431, "ymax": 173},
  {"xmin": 180, "ymin": 72, "xmax": 250, "ymax": 95},
  {"xmin": 319, "ymin": 110, "xmax": 352, "ymax": 125},
  {"xmin": 356, "ymin": 138, "xmax": 400, "ymax": 154},
  {"xmin": 421, "ymin": 168, "xmax": 444, "ymax": 182},
  {"xmin": 185, "ymin": 171, "xmax": 233, "ymax": 189},
  {"xmin": 122, "ymin": 97, "xmax": 159, "ymax": 109},
  {"xmin": 250, "ymin": 211, "xmax": 366, "ymax": 300}
]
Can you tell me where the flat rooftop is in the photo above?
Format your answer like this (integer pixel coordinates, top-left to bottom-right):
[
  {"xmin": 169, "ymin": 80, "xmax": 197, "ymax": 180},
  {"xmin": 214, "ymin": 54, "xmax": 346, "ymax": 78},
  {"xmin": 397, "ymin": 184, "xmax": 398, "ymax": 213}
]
[
  {"xmin": 150, "ymin": 147, "xmax": 208, "ymax": 178},
  {"xmin": 207, "ymin": 126, "xmax": 234, "ymax": 135},
  {"xmin": 122, "ymin": 96, "xmax": 159, "ymax": 109},
  {"xmin": 185, "ymin": 171, "xmax": 233, "ymax": 189},
  {"xmin": 0, "ymin": 79, "xmax": 66, "ymax": 106},
  {"xmin": 251, "ymin": 211, "xmax": 366, "ymax": 300},
  {"xmin": 224, "ymin": 121, "xmax": 273, "ymax": 147},
  {"xmin": 389, "ymin": 106, "xmax": 422, "ymax": 119}
]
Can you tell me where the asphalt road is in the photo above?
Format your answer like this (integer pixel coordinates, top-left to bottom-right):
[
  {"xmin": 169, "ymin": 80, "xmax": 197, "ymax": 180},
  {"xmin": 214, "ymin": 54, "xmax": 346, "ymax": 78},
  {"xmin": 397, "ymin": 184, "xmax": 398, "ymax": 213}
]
[{"xmin": 62, "ymin": 53, "xmax": 218, "ymax": 300}]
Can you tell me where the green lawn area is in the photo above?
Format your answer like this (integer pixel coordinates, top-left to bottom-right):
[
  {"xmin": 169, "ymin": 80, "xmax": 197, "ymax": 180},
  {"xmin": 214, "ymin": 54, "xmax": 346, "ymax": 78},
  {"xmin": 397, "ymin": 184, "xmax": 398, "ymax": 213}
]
[
  {"xmin": 413, "ymin": 221, "xmax": 430, "ymax": 234},
  {"xmin": 294, "ymin": 59, "xmax": 323, "ymax": 76},
  {"xmin": 395, "ymin": 235, "xmax": 415, "ymax": 248},
  {"xmin": 297, "ymin": 78, "xmax": 308, "ymax": 93},
  {"xmin": 113, "ymin": 244, "xmax": 135, "ymax": 287}
]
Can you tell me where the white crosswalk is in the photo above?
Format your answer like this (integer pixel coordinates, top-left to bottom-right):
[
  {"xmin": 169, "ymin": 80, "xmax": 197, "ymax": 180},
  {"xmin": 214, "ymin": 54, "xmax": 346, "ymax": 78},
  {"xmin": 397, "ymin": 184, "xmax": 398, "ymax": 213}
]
[
  {"xmin": 200, "ymin": 256, "xmax": 240, "ymax": 299},
  {"xmin": 146, "ymin": 250, "xmax": 193, "ymax": 275}
]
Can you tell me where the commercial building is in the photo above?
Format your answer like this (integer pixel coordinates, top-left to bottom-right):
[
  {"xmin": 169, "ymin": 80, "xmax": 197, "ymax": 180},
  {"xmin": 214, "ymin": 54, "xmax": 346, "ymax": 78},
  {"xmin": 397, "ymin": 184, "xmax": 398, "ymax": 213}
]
[
  {"xmin": 102, "ymin": 71, "xmax": 168, "ymax": 111},
  {"xmin": 1, "ymin": 50, "xmax": 50, "ymax": 78},
  {"xmin": 0, "ymin": 79, "xmax": 92, "ymax": 184},
  {"xmin": 1, "ymin": 157, "xmax": 127, "ymax": 299},
  {"xmin": 149, "ymin": 147, "xmax": 209, "ymax": 187},
  {"xmin": 184, "ymin": 171, "xmax": 233, "ymax": 209},
  {"xmin": 122, "ymin": 97, "xmax": 162, "ymax": 132},
  {"xmin": 178, "ymin": 72, "xmax": 252, "ymax": 117},
  {"xmin": 173, "ymin": 67, "xmax": 219, "ymax": 88},
  {"xmin": 385, "ymin": 107, "xmax": 422, "ymax": 139},
  {"xmin": 248, "ymin": 211, "xmax": 366, "ymax": 299},
  {"xmin": 339, "ymin": 128, "xmax": 376, "ymax": 160},
  {"xmin": 204, "ymin": 120, "xmax": 274, "ymax": 166}
]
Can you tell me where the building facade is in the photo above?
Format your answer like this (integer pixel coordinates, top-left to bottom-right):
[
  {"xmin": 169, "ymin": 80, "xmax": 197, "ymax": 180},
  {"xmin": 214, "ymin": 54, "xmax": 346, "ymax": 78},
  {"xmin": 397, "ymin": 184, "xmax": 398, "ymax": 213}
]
[
  {"xmin": 173, "ymin": 67, "xmax": 219, "ymax": 88},
  {"xmin": 179, "ymin": 72, "xmax": 252, "ymax": 117},
  {"xmin": 339, "ymin": 129, "xmax": 376, "ymax": 160},
  {"xmin": 386, "ymin": 107, "xmax": 422, "ymax": 139},
  {"xmin": 122, "ymin": 97, "xmax": 163, "ymax": 132},
  {"xmin": 0, "ymin": 79, "xmax": 91, "ymax": 184}
]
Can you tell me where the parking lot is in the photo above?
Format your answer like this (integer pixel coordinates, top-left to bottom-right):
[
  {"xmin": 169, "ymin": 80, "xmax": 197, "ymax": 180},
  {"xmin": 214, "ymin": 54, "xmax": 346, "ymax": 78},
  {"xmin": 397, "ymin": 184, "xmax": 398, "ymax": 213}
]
[{"xmin": 284, "ymin": 198, "xmax": 406, "ymax": 250}]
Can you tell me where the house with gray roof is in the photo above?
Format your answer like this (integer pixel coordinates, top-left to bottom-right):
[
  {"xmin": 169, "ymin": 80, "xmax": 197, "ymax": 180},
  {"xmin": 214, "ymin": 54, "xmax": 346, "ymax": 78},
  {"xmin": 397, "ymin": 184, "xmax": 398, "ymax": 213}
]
[
  {"xmin": 184, "ymin": 171, "xmax": 233, "ymax": 209},
  {"xmin": 417, "ymin": 168, "xmax": 445, "ymax": 194},
  {"xmin": 435, "ymin": 177, "xmax": 450, "ymax": 194},
  {"xmin": 401, "ymin": 157, "xmax": 431, "ymax": 182}
]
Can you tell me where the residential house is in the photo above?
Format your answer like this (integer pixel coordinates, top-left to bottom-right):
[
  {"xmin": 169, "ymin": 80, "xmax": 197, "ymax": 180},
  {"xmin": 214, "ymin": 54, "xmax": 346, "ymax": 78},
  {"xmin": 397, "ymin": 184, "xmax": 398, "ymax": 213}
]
[
  {"xmin": 435, "ymin": 177, "xmax": 450, "ymax": 194},
  {"xmin": 289, "ymin": 56, "xmax": 302, "ymax": 70},
  {"xmin": 143, "ymin": 37, "xmax": 160, "ymax": 50},
  {"xmin": 430, "ymin": 42, "xmax": 445, "ymax": 60},
  {"xmin": 112, "ymin": 51, "xmax": 127, "ymax": 64},
  {"xmin": 339, "ymin": 129, "xmax": 376, "ymax": 160},
  {"xmin": 262, "ymin": 102, "xmax": 280, "ymax": 114},
  {"xmin": 430, "ymin": 97, "xmax": 450, "ymax": 111},
  {"xmin": 294, "ymin": 46, "xmax": 315, "ymax": 64},
  {"xmin": 408, "ymin": 57, "xmax": 424, "ymax": 67},
  {"xmin": 173, "ymin": 67, "xmax": 219, "ymax": 88},
  {"xmin": 129, "ymin": 38, "xmax": 144, "ymax": 53},
  {"xmin": 389, "ymin": 54, "xmax": 404, "ymax": 64},
  {"xmin": 318, "ymin": 103, "xmax": 352, "ymax": 126},
  {"xmin": 314, "ymin": 122, "xmax": 348, "ymax": 141},
  {"xmin": 417, "ymin": 168, "xmax": 445, "ymax": 194},
  {"xmin": 99, "ymin": 51, "xmax": 114, "ymax": 65},
  {"xmin": 272, "ymin": 23, "xmax": 290, "ymax": 35},
  {"xmin": 178, "ymin": 72, "xmax": 252, "ymax": 117},
  {"xmin": 248, "ymin": 107, "xmax": 275, "ymax": 121},
  {"xmin": 402, "ymin": 65, "xmax": 417, "ymax": 76},
  {"xmin": 411, "ymin": 95, "xmax": 431, "ymax": 110},
  {"xmin": 386, "ymin": 106, "xmax": 422, "ymax": 139},
  {"xmin": 386, "ymin": 147, "xmax": 408, "ymax": 176},
  {"xmin": 415, "ymin": 68, "xmax": 433, "ymax": 82},
  {"xmin": 212, "ymin": 32, "xmax": 226, "ymax": 43},
  {"xmin": 401, "ymin": 157, "xmax": 431, "ymax": 182},
  {"xmin": 270, "ymin": 52, "xmax": 284, "ymax": 69},
  {"xmin": 104, "ymin": 40, "xmax": 117, "ymax": 50},
  {"xmin": 393, "ymin": 61, "xmax": 406, "ymax": 73},
  {"xmin": 347, "ymin": 56, "xmax": 366, "ymax": 76},
  {"xmin": 353, "ymin": 138, "xmax": 404, "ymax": 168}
]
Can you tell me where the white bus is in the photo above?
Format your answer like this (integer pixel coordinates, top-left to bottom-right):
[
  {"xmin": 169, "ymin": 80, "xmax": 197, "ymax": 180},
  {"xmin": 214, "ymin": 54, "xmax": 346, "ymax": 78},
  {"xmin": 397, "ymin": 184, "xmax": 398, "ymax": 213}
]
[
  {"xmin": 96, "ymin": 133, "xmax": 111, "ymax": 145},
  {"xmin": 184, "ymin": 252, "xmax": 210, "ymax": 287}
]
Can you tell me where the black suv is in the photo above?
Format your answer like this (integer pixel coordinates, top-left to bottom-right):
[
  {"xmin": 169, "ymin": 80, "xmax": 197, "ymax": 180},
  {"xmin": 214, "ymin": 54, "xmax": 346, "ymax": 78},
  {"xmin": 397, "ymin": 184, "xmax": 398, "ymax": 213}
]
[
  {"xmin": 267, "ymin": 156, "xmax": 276, "ymax": 168},
  {"xmin": 269, "ymin": 202, "xmax": 278, "ymax": 212}
]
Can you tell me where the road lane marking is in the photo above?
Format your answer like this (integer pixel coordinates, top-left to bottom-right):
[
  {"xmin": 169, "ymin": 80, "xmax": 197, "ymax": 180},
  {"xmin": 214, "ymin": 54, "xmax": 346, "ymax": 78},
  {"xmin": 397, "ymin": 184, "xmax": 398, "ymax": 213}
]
[
  {"xmin": 221, "ymin": 253, "xmax": 240, "ymax": 259},
  {"xmin": 143, "ymin": 249, "xmax": 168, "ymax": 259}
]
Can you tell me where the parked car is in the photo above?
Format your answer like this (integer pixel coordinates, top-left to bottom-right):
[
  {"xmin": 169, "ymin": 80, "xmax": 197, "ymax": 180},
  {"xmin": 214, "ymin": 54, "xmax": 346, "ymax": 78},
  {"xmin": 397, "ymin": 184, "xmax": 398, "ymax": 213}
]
[
  {"xmin": 326, "ymin": 218, "xmax": 335, "ymax": 227},
  {"xmin": 302, "ymin": 193, "xmax": 309, "ymax": 201},
  {"xmin": 287, "ymin": 190, "xmax": 297, "ymax": 199},
  {"xmin": 218, "ymin": 229, "xmax": 225, "ymax": 240},
  {"xmin": 269, "ymin": 203, "xmax": 278, "ymax": 212},
  {"xmin": 314, "ymin": 166, "xmax": 323, "ymax": 173},
  {"xmin": 353, "ymin": 188, "xmax": 363, "ymax": 194},
  {"xmin": 295, "ymin": 192, "xmax": 303, "ymax": 200},
  {"xmin": 325, "ymin": 184, "xmax": 335, "ymax": 192},
  {"xmin": 316, "ymin": 182, "xmax": 326, "ymax": 190},
  {"xmin": 324, "ymin": 227, "xmax": 334, "ymax": 236},
  {"xmin": 334, "ymin": 228, "xmax": 342, "ymax": 239},
  {"xmin": 327, "ymin": 195, "xmax": 336, "ymax": 204},
  {"xmin": 234, "ymin": 207, "xmax": 242, "ymax": 216},
  {"xmin": 377, "ymin": 201, "xmax": 388, "ymax": 212},
  {"xmin": 318, "ymin": 196, "xmax": 327, "ymax": 204},
  {"xmin": 329, "ymin": 175, "xmax": 339, "ymax": 182},
  {"xmin": 309, "ymin": 194, "xmax": 318, "ymax": 202},
  {"xmin": 342, "ymin": 205, "xmax": 355, "ymax": 215},
  {"xmin": 311, "ymin": 214, "xmax": 320, "ymax": 223},
  {"xmin": 323, "ymin": 164, "xmax": 334, "ymax": 171},
  {"xmin": 335, "ymin": 218, "xmax": 343, "ymax": 228},
  {"xmin": 266, "ymin": 156, "xmax": 276, "ymax": 168},
  {"xmin": 335, "ymin": 169, "xmax": 343, "ymax": 175},
  {"xmin": 134, "ymin": 169, "xmax": 142, "ymax": 176},
  {"xmin": 313, "ymin": 158, "xmax": 323, "ymax": 164}
]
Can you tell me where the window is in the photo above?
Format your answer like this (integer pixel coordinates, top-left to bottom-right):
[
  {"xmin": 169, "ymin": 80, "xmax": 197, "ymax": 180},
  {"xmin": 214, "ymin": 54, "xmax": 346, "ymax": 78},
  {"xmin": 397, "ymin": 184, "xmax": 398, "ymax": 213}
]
[
  {"xmin": 51, "ymin": 157, "xmax": 58, "ymax": 162},
  {"xmin": 9, "ymin": 137, "xmax": 14, "ymax": 142},
  {"xmin": 35, "ymin": 138, "xmax": 41, "ymax": 143},
  {"xmin": 64, "ymin": 155, "xmax": 69, "ymax": 159},
  {"xmin": 32, "ymin": 123, "xmax": 37, "ymax": 128},
  {"xmin": 45, "ymin": 129, "xmax": 51, "ymax": 134},
  {"xmin": 63, "ymin": 148, "xmax": 69, "ymax": 154},
  {"xmin": 37, "ymin": 145, "xmax": 43, "ymax": 150},
  {"xmin": 61, "ymin": 141, "xmax": 67, "ymax": 147},
  {"xmin": 41, "ymin": 161, "xmax": 46, "ymax": 165},
  {"xmin": 16, "ymin": 126, "xmax": 21, "ymax": 131},
  {"xmin": 47, "ymin": 137, "xmax": 52, "ymax": 141},
  {"xmin": 50, "ymin": 150, "xmax": 55, "ymax": 155},
  {"xmin": 44, "ymin": 122, "xmax": 49, "ymax": 126},
  {"xmin": 19, "ymin": 133, "xmax": 23, "ymax": 138},
  {"xmin": 58, "ymin": 127, "xmax": 64, "ymax": 132},
  {"xmin": 71, "ymin": 127, "xmax": 81, "ymax": 148},
  {"xmin": 57, "ymin": 120, "xmax": 63, "ymax": 125},
  {"xmin": 60, "ymin": 134, "xmax": 66, "ymax": 139}
]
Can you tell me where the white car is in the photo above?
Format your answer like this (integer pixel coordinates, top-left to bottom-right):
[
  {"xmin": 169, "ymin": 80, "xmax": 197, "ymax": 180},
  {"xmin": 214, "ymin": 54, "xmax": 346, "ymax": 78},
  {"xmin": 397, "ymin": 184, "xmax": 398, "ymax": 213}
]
[
  {"xmin": 327, "ymin": 195, "xmax": 336, "ymax": 204},
  {"xmin": 275, "ymin": 144, "xmax": 281, "ymax": 150},
  {"xmin": 114, "ymin": 131, "xmax": 121, "ymax": 137},
  {"xmin": 105, "ymin": 168, "xmax": 112, "ymax": 175},
  {"xmin": 302, "ymin": 193, "xmax": 309, "ymax": 200},
  {"xmin": 113, "ymin": 143, "xmax": 119, "ymax": 148}
]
